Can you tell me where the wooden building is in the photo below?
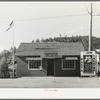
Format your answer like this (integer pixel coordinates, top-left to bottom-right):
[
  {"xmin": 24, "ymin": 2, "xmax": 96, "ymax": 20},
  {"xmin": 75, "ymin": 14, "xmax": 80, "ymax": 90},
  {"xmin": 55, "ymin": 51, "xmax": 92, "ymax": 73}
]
[{"xmin": 15, "ymin": 42, "xmax": 84, "ymax": 77}]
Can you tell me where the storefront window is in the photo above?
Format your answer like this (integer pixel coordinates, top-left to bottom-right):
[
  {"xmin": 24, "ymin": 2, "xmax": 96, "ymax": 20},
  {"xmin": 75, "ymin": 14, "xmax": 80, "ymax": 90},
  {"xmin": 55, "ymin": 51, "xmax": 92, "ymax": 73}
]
[
  {"xmin": 28, "ymin": 60, "xmax": 42, "ymax": 70},
  {"xmin": 62, "ymin": 60, "xmax": 76, "ymax": 70}
]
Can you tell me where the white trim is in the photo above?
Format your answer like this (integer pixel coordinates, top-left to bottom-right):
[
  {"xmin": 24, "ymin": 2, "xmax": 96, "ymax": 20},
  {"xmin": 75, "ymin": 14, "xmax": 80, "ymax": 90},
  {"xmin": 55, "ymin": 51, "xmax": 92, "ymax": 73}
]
[
  {"xmin": 62, "ymin": 59, "xmax": 76, "ymax": 70},
  {"xmin": 81, "ymin": 51, "xmax": 96, "ymax": 56},
  {"xmin": 65, "ymin": 57, "xmax": 78, "ymax": 60},
  {"xmin": 26, "ymin": 57, "xmax": 42, "ymax": 60},
  {"xmin": 28, "ymin": 59, "xmax": 42, "ymax": 70}
]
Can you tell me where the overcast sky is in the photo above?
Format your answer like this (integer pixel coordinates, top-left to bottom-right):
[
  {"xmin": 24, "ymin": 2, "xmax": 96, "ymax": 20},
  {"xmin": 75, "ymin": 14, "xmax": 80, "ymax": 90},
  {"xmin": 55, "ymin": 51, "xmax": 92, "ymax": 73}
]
[{"xmin": 0, "ymin": 2, "xmax": 100, "ymax": 52}]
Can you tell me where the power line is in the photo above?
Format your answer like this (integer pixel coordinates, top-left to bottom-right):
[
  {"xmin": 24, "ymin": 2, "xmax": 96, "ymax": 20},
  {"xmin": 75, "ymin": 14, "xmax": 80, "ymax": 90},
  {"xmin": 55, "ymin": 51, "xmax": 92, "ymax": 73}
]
[
  {"xmin": 16, "ymin": 14, "xmax": 88, "ymax": 21},
  {"xmin": 5, "ymin": 14, "xmax": 88, "ymax": 32}
]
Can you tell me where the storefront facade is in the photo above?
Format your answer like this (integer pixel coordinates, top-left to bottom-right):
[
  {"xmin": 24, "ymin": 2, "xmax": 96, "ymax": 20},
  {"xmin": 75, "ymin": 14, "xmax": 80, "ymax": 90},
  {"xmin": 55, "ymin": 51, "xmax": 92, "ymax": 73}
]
[{"xmin": 15, "ymin": 42, "xmax": 84, "ymax": 77}]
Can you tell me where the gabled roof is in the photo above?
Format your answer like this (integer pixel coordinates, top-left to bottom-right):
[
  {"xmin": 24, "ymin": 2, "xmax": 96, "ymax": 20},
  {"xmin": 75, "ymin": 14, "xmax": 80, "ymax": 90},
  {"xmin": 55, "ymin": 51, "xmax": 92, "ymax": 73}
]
[{"xmin": 15, "ymin": 42, "xmax": 84, "ymax": 56}]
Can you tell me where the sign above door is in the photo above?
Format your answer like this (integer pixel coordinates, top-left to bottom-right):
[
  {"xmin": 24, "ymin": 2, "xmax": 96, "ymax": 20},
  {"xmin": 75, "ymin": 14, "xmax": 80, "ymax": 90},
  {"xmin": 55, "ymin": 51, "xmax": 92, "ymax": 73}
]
[{"xmin": 44, "ymin": 51, "xmax": 58, "ymax": 57}]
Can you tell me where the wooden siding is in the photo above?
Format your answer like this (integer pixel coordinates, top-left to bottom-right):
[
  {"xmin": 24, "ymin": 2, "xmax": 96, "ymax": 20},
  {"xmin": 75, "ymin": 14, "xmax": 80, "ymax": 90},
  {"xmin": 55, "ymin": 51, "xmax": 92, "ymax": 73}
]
[
  {"xmin": 17, "ymin": 56, "xmax": 47, "ymax": 77},
  {"xmin": 16, "ymin": 55, "xmax": 80, "ymax": 77},
  {"xmin": 54, "ymin": 56, "xmax": 80, "ymax": 76}
]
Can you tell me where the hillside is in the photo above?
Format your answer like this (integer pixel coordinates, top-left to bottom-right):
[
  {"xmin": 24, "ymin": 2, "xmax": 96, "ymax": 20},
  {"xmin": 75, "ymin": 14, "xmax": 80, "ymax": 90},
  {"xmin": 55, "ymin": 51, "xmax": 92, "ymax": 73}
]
[{"xmin": 34, "ymin": 35, "xmax": 100, "ymax": 51}]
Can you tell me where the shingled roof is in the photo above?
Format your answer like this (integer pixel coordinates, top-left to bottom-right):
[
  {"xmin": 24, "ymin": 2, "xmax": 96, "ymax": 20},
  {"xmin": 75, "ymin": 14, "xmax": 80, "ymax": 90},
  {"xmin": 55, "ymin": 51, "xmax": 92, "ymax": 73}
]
[{"xmin": 15, "ymin": 42, "xmax": 84, "ymax": 56}]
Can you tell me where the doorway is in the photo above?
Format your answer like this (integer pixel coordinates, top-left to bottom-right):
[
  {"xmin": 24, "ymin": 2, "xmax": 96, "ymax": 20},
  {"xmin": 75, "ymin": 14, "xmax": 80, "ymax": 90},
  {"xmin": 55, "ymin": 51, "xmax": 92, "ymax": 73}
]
[{"xmin": 47, "ymin": 59, "xmax": 54, "ymax": 76}]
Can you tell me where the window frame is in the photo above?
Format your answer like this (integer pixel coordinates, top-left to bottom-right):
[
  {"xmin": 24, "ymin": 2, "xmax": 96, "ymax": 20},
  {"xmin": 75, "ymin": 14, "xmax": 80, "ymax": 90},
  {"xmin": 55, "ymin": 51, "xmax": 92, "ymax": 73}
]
[
  {"xmin": 62, "ymin": 59, "xmax": 76, "ymax": 70},
  {"xmin": 27, "ymin": 58, "xmax": 42, "ymax": 70}
]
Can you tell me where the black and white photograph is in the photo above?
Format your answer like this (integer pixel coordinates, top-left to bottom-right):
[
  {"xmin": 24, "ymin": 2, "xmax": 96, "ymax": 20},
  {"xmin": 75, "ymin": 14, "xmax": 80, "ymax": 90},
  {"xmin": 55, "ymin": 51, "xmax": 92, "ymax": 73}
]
[{"xmin": 1, "ymin": 1, "xmax": 100, "ymax": 88}]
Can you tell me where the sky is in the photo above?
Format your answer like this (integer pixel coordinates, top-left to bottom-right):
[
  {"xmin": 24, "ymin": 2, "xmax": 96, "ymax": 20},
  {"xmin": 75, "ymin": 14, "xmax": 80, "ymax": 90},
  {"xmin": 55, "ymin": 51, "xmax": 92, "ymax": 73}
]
[{"xmin": 0, "ymin": 2, "xmax": 100, "ymax": 52}]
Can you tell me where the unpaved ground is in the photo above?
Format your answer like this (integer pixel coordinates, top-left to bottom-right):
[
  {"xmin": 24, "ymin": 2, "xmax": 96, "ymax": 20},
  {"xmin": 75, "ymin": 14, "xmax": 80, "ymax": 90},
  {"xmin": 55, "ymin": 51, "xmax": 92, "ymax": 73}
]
[{"xmin": 0, "ymin": 77, "xmax": 100, "ymax": 88}]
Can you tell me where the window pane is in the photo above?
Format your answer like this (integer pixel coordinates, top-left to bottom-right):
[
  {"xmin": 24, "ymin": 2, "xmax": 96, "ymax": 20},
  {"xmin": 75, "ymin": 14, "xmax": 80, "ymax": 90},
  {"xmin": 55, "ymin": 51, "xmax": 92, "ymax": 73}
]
[
  {"xmin": 63, "ymin": 60, "xmax": 75, "ymax": 69},
  {"xmin": 29, "ymin": 60, "xmax": 41, "ymax": 69}
]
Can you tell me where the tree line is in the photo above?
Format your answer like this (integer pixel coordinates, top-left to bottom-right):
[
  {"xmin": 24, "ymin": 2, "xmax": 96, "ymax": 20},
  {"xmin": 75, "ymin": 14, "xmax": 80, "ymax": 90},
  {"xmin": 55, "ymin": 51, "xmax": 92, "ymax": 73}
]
[{"xmin": 32, "ymin": 35, "xmax": 100, "ymax": 51}]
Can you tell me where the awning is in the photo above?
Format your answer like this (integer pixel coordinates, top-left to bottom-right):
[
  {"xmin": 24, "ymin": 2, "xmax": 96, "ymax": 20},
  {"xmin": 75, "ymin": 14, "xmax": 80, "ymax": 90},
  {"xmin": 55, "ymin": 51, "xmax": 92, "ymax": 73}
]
[
  {"xmin": 65, "ymin": 57, "xmax": 78, "ymax": 60},
  {"xmin": 26, "ymin": 58, "xmax": 42, "ymax": 60}
]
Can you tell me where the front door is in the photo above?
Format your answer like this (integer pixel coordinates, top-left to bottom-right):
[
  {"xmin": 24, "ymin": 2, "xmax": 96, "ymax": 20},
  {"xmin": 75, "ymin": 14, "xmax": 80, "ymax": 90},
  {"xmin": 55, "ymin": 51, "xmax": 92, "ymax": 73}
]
[{"xmin": 47, "ymin": 59, "xmax": 54, "ymax": 76}]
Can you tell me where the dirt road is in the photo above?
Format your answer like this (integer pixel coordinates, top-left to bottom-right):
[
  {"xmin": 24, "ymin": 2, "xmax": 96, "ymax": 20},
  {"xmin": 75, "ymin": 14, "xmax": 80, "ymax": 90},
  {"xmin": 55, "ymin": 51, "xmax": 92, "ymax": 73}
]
[{"xmin": 0, "ymin": 77, "xmax": 100, "ymax": 88}]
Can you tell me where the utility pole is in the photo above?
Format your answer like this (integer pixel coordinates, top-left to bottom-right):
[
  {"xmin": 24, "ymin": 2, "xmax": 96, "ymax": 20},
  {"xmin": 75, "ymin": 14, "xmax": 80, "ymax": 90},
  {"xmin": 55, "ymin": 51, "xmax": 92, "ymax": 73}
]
[{"xmin": 89, "ymin": 3, "xmax": 92, "ymax": 51}]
